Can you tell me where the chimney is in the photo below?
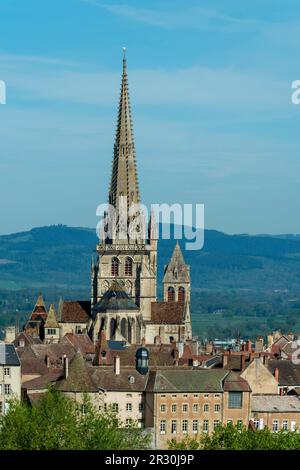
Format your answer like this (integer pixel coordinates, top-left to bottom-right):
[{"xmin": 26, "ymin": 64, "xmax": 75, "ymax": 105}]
[
  {"xmin": 114, "ymin": 355, "xmax": 120, "ymax": 375},
  {"xmin": 63, "ymin": 354, "xmax": 69, "ymax": 379},
  {"xmin": 263, "ymin": 355, "xmax": 269, "ymax": 366},
  {"xmin": 274, "ymin": 367, "xmax": 279, "ymax": 382},
  {"xmin": 222, "ymin": 353, "xmax": 228, "ymax": 367},
  {"xmin": 247, "ymin": 340, "xmax": 252, "ymax": 352},
  {"xmin": 46, "ymin": 355, "xmax": 51, "ymax": 368}
]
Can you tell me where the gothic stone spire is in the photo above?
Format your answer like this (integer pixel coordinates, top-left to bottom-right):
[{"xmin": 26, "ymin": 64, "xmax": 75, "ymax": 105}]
[
  {"xmin": 163, "ymin": 241, "xmax": 190, "ymax": 283},
  {"xmin": 109, "ymin": 48, "xmax": 140, "ymax": 213}
]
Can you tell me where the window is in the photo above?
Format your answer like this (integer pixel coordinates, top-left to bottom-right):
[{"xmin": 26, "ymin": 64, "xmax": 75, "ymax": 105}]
[
  {"xmin": 203, "ymin": 420, "xmax": 209, "ymax": 433},
  {"xmin": 160, "ymin": 394, "xmax": 166, "ymax": 398},
  {"xmin": 192, "ymin": 404, "xmax": 198, "ymax": 412},
  {"xmin": 0, "ymin": 402, "xmax": 2, "ymax": 413},
  {"xmin": 171, "ymin": 394, "xmax": 177, "ymax": 398},
  {"xmin": 214, "ymin": 404, "xmax": 220, "ymax": 412},
  {"xmin": 213, "ymin": 420, "xmax": 220, "ymax": 430},
  {"xmin": 126, "ymin": 418, "xmax": 133, "ymax": 428},
  {"xmin": 178, "ymin": 287, "xmax": 185, "ymax": 302},
  {"xmin": 47, "ymin": 329, "xmax": 56, "ymax": 335},
  {"xmin": 203, "ymin": 404, "xmax": 209, "ymax": 412},
  {"xmin": 237, "ymin": 420, "xmax": 243, "ymax": 429},
  {"xmin": 183, "ymin": 394, "xmax": 188, "ymax": 398},
  {"xmin": 282, "ymin": 420, "xmax": 288, "ymax": 431},
  {"xmin": 168, "ymin": 286, "xmax": 175, "ymax": 302},
  {"xmin": 182, "ymin": 420, "xmax": 188, "ymax": 433},
  {"xmin": 182, "ymin": 404, "xmax": 188, "ymax": 413},
  {"xmin": 253, "ymin": 419, "xmax": 259, "ymax": 430},
  {"xmin": 81, "ymin": 404, "xmax": 87, "ymax": 415},
  {"xmin": 171, "ymin": 420, "xmax": 177, "ymax": 434},
  {"xmin": 192, "ymin": 420, "xmax": 198, "ymax": 433},
  {"xmin": 171, "ymin": 404, "xmax": 177, "ymax": 413},
  {"xmin": 228, "ymin": 392, "xmax": 243, "ymax": 409},
  {"xmin": 126, "ymin": 393, "xmax": 132, "ymax": 397},
  {"xmin": 214, "ymin": 394, "xmax": 220, "ymax": 398},
  {"xmin": 204, "ymin": 394, "xmax": 209, "ymax": 398},
  {"xmin": 112, "ymin": 403, "xmax": 119, "ymax": 413},
  {"xmin": 4, "ymin": 368, "xmax": 10, "ymax": 376},
  {"xmin": 4, "ymin": 384, "xmax": 11, "ymax": 395},
  {"xmin": 160, "ymin": 404, "xmax": 166, "ymax": 412},
  {"xmin": 193, "ymin": 394, "xmax": 198, "ymax": 398},
  {"xmin": 272, "ymin": 420, "xmax": 279, "ymax": 432},
  {"xmin": 160, "ymin": 420, "xmax": 166, "ymax": 434},
  {"xmin": 126, "ymin": 403, "xmax": 132, "ymax": 412},
  {"xmin": 111, "ymin": 257, "xmax": 119, "ymax": 276},
  {"xmin": 125, "ymin": 257, "xmax": 133, "ymax": 276},
  {"xmin": 139, "ymin": 403, "xmax": 144, "ymax": 412},
  {"xmin": 0, "ymin": 384, "xmax": 2, "ymax": 394},
  {"xmin": 227, "ymin": 420, "xmax": 233, "ymax": 426}
]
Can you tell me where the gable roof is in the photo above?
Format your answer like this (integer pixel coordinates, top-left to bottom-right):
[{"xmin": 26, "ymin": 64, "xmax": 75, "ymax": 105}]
[{"xmin": 60, "ymin": 301, "xmax": 91, "ymax": 323}]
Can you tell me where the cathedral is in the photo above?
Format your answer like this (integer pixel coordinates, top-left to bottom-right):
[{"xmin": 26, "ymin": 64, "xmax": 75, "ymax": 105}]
[
  {"xmin": 88, "ymin": 51, "xmax": 192, "ymax": 345},
  {"xmin": 22, "ymin": 52, "xmax": 193, "ymax": 347}
]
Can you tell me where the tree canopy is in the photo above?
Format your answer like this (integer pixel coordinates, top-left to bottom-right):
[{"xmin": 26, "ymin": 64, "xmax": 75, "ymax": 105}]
[
  {"xmin": 168, "ymin": 423, "xmax": 300, "ymax": 450},
  {"xmin": 0, "ymin": 388, "xmax": 150, "ymax": 450}
]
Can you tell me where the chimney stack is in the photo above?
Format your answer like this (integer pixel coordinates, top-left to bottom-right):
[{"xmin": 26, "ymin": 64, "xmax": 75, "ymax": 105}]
[
  {"xmin": 274, "ymin": 367, "xmax": 279, "ymax": 382},
  {"xmin": 63, "ymin": 354, "xmax": 69, "ymax": 379},
  {"xmin": 247, "ymin": 340, "xmax": 252, "ymax": 352},
  {"xmin": 114, "ymin": 355, "xmax": 120, "ymax": 375},
  {"xmin": 222, "ymin": 353, "xmax": 228, "ymax": 368}
]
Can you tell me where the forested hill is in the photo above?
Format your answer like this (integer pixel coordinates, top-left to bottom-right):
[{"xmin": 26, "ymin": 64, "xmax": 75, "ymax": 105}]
[{"xmin": 1, "ymin": 224, "xmax": 300, "ymax": 293}]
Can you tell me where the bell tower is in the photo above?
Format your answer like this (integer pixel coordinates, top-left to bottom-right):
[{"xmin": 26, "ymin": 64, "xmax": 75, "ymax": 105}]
[{"xmin": 90, "ymin": 50, "xmax": 157, "ymax": 344}]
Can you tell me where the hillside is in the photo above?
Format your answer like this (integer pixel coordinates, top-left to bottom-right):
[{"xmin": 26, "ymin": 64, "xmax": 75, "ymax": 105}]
[
  {"xmin": 1, "ymin": 224, "xmax": 300, "ymax": 292},
  {"xmin": 1, "ymin": 225, "xmax": 300, "ymax": 340}
]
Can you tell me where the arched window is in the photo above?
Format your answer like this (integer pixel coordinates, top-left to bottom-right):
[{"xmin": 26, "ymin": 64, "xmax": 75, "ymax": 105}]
[
  {"xmin": 121, "ymin": 318, "xmax": 127, "ymax": 339},
  {"xmin": 125, "ymin": 257, "xmax": 133, "ymax": 276},
  {"xmin": 178, "ymin": 287, "xmax": 185, "ymax": 303},
  {"xmin": 110, "ymin": 318, "xmax": 116, "ymax": 337},
  {"xmin": 168, "ymin": 286, "xmax": 175, "ymax": 302},
  {"xmin": 111, "ymin": 257, "xmax": 119, "ymax": 276}
]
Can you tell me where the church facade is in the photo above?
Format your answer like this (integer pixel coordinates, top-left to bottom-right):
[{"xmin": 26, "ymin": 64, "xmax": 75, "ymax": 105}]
[{"xmin": 88, "ymin": 52, "xmax": 192, "ymax": 345}]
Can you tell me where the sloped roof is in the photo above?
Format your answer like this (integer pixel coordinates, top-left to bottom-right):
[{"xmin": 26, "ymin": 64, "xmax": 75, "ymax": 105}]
[
  {"xmin": 267, "ymin": 360, "xmax": 300, "ymax": 386},
  {"xmin": 44, "ymin": 304, "xmax": 59, "ymax": 329},
  {"xmin": 223, "ymin": 371, "xmax": 251, "ymax": 392},
  {"xmin": 0, "ymin": 343, "xmax": 20, "ymax": 366},
  {"xmin": 56, "ymin": 351, "xmax": 97, "ymax": 392},
  {"xmin": 151, "ymin": 302, "xmax": 184, "ymax": 324},
  {"xmin": 60, "ymin": 301, "xmax": 91, "ymax": 323},
  {"xmin": 91, "ymin": 367, "xmax": 149, "ymax": 392},
  {"xmin": 163, "ymin": 241, "xmax": 190, "ymax": 283},
  {"xmin": 94, "ymin": 282, "xmax": 139, "ymax": 312},
  {"xmin": 62, "ymin": 333, "xmax": 95, "ymax": 355},
  {"xmin": 149, "ymin": 369, "xmax": 228, "ymax": 392},
  {"xmin": 252, "ymin": 395, "xmax": 300, "ymax": 412}
]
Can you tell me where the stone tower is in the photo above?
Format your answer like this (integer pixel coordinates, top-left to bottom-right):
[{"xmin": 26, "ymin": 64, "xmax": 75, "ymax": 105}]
[
  {"xmin": 90, "ymin": 50, "xmax": 158, "ymax": 344},
  {"xmin": 163, "ymin": 241, "xmax": 192, "ymax": 339}
]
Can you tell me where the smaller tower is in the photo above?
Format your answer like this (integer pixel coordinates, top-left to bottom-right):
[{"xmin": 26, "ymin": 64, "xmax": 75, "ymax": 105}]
[
  {"xmin": 163, "ymin": 241, "xmax": 190, "ymax": 303},
  {"xmin": 163, "ymin": 242, "xmax": 192, "ymax": 340},
  {"xmin": 44, "ymin": 304, "xmax": 60, "ymax": 343}
]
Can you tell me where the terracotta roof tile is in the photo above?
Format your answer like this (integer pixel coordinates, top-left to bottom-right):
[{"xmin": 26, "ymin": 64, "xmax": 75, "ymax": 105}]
[
  {"xmin": 60, "ymin": 301, "xmax": 91, "ymax": 323},
  {"xmin": 151, "ymin": 302, "xmax": 184, "ymax": 324}
]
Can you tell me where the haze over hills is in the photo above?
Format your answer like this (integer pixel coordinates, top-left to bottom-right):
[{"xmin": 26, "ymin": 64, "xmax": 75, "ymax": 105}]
[{"xmin": 0, "ymin": 224, "xmax": 300, "ymax": 293}]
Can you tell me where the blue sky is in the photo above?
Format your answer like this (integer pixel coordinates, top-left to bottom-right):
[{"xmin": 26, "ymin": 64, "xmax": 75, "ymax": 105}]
[{"xmin": 0, "ymin": 0, "xmax": 299, "ymax": 235}]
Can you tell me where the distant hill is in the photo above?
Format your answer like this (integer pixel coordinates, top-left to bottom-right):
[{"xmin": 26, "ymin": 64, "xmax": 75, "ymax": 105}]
[{"xmin": 1, "ymin": 224, "xmax": 300, "ymax": 293}]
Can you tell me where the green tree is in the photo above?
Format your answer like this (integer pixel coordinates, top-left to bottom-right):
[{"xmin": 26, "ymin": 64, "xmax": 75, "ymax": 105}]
[
  {"xmin": 0, "ymin": 388, "xmax": 150, "ymax": 450},
  {"xmin": 168, "ymin": 423, "xmax": 300, "ymax": 450}
]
